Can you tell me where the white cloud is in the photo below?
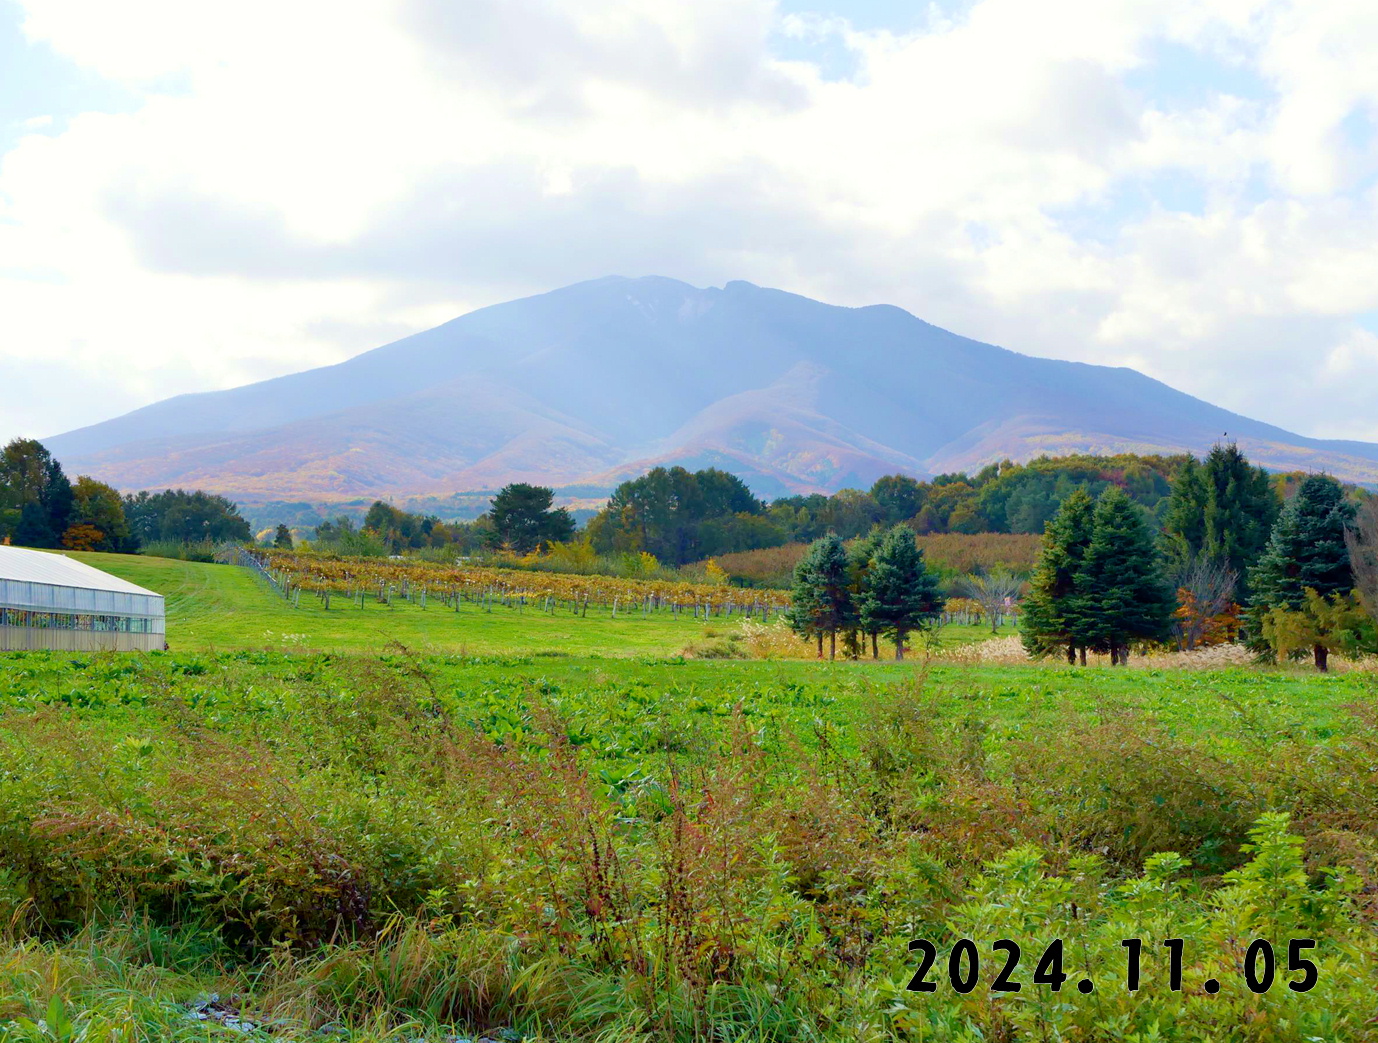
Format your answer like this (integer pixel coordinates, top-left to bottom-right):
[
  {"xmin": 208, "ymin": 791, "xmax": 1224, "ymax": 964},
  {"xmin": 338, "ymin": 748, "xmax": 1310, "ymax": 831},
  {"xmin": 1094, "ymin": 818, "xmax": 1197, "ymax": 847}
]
[{"xmin": 1, "ymin": 0, "xmax": 1377, "ymax": 446}]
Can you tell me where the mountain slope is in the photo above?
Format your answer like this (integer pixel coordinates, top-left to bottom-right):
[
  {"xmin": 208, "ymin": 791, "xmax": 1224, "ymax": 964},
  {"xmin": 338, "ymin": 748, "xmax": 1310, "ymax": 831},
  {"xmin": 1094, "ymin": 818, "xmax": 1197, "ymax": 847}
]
[{"xmin": 47, "ymin": 276, "xmax": 1378, "ymax": 499}]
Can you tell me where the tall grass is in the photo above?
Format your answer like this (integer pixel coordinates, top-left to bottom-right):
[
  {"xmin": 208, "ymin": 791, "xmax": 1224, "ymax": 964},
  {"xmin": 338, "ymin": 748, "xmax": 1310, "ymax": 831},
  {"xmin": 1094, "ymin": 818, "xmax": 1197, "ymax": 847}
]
[
  {"xmin": 137, "ymin": 538, "xmax": 225, "ymax": 562},
  {"xmin": 3, "ymin": 654, "xmax": 1378, "ymax": 1039}
]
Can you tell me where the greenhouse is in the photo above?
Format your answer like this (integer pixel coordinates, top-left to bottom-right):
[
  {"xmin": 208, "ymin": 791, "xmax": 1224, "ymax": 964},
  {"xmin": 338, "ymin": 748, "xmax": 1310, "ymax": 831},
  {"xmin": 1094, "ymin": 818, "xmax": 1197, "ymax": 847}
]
[{"xmin": 0, "ymin": 545, "xmax": 166, "ymax": 652}]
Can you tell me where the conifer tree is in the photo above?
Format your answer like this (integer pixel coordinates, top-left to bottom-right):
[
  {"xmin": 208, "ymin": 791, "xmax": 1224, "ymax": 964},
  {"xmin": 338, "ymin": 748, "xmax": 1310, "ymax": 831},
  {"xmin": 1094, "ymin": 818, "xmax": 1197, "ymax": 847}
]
[
  {"xmin": 1162, "ymin": 454, "xmax": 1206, "ymax": 557},
  {"xmin": 784, "ymin": 533, "xmax": 855, "ymax": 659},
  {"xmin": 1021, "ymin": 489, "xmax": 1096, "ymax": 662},
  {"xmin": 847, "ymin": 530, "xmax": 885, "ymax": 658},
  {"xmin": 858, "ymin": 526, "xmax": 942, "ymax": 660},
  {"xmin": 1249, "ymin": 473, "xmax": 1355, "ymax": 670},
  {"xmin": 1163, "ymin": 443, "xmax": 1279, "ymax": 596},
  {"xmin": 1075, "ymin": 486, "xmax": 1175, "ymax": 664}
]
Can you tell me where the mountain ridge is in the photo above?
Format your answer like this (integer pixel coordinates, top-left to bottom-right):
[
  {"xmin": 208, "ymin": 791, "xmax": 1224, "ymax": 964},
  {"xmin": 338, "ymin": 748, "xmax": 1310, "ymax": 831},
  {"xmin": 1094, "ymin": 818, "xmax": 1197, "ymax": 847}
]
[{"xmin": 46, "ymin": 276, "xmax": 1378, "ymax": 500}]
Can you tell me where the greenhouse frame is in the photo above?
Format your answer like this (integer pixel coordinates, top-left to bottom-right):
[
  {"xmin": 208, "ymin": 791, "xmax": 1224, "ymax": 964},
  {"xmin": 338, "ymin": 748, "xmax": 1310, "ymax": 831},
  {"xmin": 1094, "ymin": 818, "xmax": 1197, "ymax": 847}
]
[{"xmin": 0, "ymin": 545, "xmax": 166, "ymax": 652}]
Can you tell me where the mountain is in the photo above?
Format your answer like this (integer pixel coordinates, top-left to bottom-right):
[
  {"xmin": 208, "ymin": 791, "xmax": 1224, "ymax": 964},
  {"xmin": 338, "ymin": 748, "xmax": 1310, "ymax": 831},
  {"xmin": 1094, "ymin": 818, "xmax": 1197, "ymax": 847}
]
[{"xmin": 47, "ymin": 276, "xmax": 1378, "ymax": 501}]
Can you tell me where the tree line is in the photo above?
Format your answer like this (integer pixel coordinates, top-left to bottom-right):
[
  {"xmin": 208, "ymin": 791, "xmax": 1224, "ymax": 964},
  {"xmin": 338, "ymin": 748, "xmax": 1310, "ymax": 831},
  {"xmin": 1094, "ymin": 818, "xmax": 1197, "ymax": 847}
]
[
  {"xmin": 295, "ymin": 455, "xmax": 1194, "ymax": 568},
  {"xmin": 1, "ymin": 438, "xmax": 251, "ymax": 553},
  {"xmin": 579, "ymin": 456, "xmax": 1184, "ymax": 567},
  {"xmin": 1019, "ymin": 443, "xmax": 1374, "ymax": 670},
  {"xmin": 778, "ymin": 442, "xmax": 1377, "ymax": 670},
  {"xmin": 309, "ymin": 484, "xmax": 575, "ymax": 557}
]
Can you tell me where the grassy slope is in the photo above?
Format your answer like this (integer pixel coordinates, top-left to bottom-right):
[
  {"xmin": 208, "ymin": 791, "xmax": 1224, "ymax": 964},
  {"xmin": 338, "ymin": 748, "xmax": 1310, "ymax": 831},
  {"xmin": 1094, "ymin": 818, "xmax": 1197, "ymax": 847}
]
[{"xmin": 64, "ymin": 551, "xmax": 735, "ymax": 655}]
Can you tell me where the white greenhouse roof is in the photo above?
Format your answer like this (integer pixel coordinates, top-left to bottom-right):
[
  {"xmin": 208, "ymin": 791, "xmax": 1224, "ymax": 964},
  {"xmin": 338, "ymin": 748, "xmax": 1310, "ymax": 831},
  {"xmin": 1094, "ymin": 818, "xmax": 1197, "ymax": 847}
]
[{"xmin": 0, "ymin": 546, "xmax": 162, "ymax": 598}]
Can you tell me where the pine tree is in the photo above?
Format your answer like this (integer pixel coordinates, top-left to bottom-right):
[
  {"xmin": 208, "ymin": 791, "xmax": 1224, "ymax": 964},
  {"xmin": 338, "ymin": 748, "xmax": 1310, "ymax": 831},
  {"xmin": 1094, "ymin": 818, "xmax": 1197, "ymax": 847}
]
[
  {"xmin": 40, "ymin": 458, "xmax": 73, "ymax": 545},
  {"xmin": 1021, "ymin": 489, "xmax": 1095, "ymax": 662},
  {"xmin": 1075, "ymin": 486, "xmax": 1175, "ymax": 664},
  {"xmin": 1249, "ymin": 473, "xmax": 1355, "ymax": 670},
  {"xmin": 785, "ymin": 539, "xmax": 825, "ymax": 658},
  {"xmin": 847, "ymin": 530, "xmax": 885, "ymax": 658},
  {"xmin": 858, "ymin": 526, "xmax": 942, "ymax": 660},
  {"xmin": 273, "ymin": 524, "xmax": 294, "ymax": 550},
  {"xmin": 1162, "ymin": 454, "xmax": 1206, "ymax": 560},
  {"xmin": 1163, "ymin": 444, "xmax": 1280, "ymax": 596},
  {"xmin": 783, "ymin": 533, "xmax": 855, "ymax": 659}
]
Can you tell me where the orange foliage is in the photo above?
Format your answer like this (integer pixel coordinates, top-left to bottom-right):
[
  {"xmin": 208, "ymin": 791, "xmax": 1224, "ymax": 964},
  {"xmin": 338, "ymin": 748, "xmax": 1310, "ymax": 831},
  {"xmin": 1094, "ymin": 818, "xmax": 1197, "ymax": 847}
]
[
  {"xmin": 61, "ymin": 524, "xmax": 104, "ymax": 552},
  {"xmin": 1174, "ymin": 589, "xmax": 1241, "ymax": 649}
]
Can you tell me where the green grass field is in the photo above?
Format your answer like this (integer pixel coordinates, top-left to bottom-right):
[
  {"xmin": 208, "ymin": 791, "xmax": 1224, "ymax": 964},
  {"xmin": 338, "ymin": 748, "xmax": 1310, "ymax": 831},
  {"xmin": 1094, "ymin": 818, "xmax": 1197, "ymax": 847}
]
[
  {"xmin": 64, "ymin": 551, "xmax": 1010, "ymax": 657},
  {"xmin": 4, "ymin": 553, "xmax": 1377, "ymax": 1041},
  {"xmin": 66, "ymin": 551, "xmax": 748, "ymax": 656}
]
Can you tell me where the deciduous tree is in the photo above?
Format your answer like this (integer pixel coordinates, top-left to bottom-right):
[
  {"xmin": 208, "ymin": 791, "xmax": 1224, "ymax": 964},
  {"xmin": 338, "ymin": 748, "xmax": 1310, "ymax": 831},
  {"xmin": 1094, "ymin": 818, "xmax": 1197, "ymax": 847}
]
[
  {"xmin": 958, "ymin": 568, "xmax": 1024, "ymax": 634},
  {"xmin": 71, "ymin": 476, "xmax": 132, "ymax": 552},
  {"xmin": 1343, "ymin": 495, "xmax": 1378, "ymax": 616},
  {"xmin": 1260, "ymin": 589, "xmax": 1375, "ymax": 672}
]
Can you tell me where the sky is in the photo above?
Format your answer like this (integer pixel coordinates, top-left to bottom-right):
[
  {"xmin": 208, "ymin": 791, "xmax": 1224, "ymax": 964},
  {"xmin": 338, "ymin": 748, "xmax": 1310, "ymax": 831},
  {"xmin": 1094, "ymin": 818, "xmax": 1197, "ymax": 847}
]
[{"xmin": 2, "ymin": 0, "xmax": 1377, "ymax": 445}]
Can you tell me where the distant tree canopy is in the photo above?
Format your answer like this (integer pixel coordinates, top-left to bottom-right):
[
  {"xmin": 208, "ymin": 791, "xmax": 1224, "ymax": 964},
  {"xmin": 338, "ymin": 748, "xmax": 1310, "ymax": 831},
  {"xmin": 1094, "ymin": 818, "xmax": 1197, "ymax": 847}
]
[
  {"xmin": 488, "ymin": 483, "xmax": 576, "ymax": 554},
  {"xmin": 576, "ymin": 454, "xmax": 1193, "ymax": 570},
  {"xmin": 588, "ymin": 467, "xmax": 775, "ymax": 565},
  {"xmin": 760, "ymin": 454, "xmax": 1183, "ymax": 547},
  {"xmin": 339, "ymin": 501, "xmax": 490, "ymax": 555},
  {"xmin": 124, "ymin": 489, "xmax": 251, "ymax": 545}
]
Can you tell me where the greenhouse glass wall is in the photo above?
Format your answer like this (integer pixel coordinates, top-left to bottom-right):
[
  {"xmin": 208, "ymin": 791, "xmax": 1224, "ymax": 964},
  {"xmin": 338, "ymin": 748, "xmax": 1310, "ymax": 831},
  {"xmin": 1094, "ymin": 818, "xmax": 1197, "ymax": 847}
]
[{"xmin": 0, "ymin": 546, "xmax": 166, "ymax": 652}]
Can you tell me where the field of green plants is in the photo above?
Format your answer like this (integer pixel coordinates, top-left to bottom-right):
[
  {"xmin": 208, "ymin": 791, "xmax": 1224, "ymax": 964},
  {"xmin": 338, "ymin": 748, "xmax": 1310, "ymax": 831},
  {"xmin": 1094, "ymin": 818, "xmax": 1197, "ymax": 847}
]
[{"xmin": 4, "ymin": 636, "xmax": 1378, "ymax": 1041}]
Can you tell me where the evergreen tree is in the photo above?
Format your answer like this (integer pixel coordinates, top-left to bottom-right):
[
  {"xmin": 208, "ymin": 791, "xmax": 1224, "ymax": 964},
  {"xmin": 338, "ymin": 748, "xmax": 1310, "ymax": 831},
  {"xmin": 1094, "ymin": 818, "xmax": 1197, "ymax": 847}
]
[
  {"xmin": 1163, "ymin": 444, "xmax": 1279, "ymax": 596},
  {"xmin": 14, "ymin": 500, "xmax": 54, "ymax": 548},
  {"xmin": 40, "ymin": 458, "xmax": 73, "ymax": 544},
  {"xmin": 273, "ymin": 524, "xmax": 294, "ymax": 550},
  {"xmin": 1249, "ymin": 473, "xmax": 1355, "ymax": 670},
  {"xmin": 1021, "ymin": 489, "xmax": 1096, "ymax": 662},
  {"xmin": 1162, "ymin": 454, "xmax": 1206, "ymax": 558},
  {"xmin": 783, "ymin": 533, "xmax": 855, "ymax": 659},
  {"xmin": 847, "ymin": 530, "xmax": 885, "ymax": 658},
  {"xmin": 488, "ymin": 483, "xmax": 576, "ymax": 554},
  {"xmin": 1074, "ymin": 486, "xmax": 1175, "ymax": 664},
  {"xmin": 784, "ymin": 541, "xmax": 826, "ymax": 657},
  {"xmin": 858, "ymin": 526, "xmax": 943, "ymax": 660}
]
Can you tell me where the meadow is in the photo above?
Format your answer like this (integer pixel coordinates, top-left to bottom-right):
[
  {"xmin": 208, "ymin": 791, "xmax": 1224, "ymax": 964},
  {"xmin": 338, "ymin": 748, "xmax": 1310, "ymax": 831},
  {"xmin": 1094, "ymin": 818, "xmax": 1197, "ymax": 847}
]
[{"xmin": 2, "ymin": 554, "xmax": 1377, "ymax": 1041}]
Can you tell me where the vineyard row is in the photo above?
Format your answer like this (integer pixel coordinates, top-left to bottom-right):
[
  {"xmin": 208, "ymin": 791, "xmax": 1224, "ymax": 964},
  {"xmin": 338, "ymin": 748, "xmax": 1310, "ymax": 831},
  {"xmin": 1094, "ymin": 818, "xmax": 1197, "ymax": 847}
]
[{"xmin": 237, "ymin": 549, "xmax": 791, "ymax": 619}]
